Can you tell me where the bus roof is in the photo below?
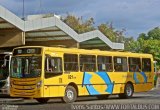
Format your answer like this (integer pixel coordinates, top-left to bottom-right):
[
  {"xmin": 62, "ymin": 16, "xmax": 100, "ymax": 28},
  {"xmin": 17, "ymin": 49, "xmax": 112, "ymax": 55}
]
[{"xmin": 13, "ymin": 46, "xmax": 153, "ymax": 58}]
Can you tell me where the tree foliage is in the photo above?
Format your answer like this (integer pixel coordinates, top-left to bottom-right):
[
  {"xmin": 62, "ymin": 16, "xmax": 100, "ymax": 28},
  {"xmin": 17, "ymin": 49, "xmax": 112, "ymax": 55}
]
[
  {"xmin": 63, "ymin": 14, "xmax": 125, "ymax": 43},
  {"xmin": 138, "ymin": 27, "xmax": 160, "ymax": 40},
  {"xmin": 63, "ymin": 14, "xmax": 160, "ymax": 65},
  {"xmin": 147, "ymin": 27, "xmax": 160, "ymax": 40},
  {"xmin": 138, "ymin": 33, "xmax": 147, "ymax": 40},
  {"xmin": 98, "ymin": 23, "xmax": 125, "ymax": 43},
  {"xmin": 63, "ymin": 14, "xmax": 95, "ymax": 34},
  {"xmin": 98, "ymin": 23, "xmax": 116, "ymax": 41},
  {"xmin": 126, "ymin": 27, "xmax": 160, "ymax": 65}
]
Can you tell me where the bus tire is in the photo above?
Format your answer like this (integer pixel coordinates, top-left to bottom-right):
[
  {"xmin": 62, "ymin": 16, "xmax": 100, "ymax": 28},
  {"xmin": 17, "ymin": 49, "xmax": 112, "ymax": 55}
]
[
  {"xmin": 119, "ymin": 83, "xmax": 134, "ymax": 99},
  {"xmin": 35, "ymin": 98, "xmax": 49, "ymax": 103},
  {"xmin": 63, "ymin": 86, "xmax": 77, "ymax": 103}
]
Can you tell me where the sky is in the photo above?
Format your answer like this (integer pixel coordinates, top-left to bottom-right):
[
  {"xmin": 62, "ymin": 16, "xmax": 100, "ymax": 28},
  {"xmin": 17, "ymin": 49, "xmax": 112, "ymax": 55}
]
[{"xmin": 0, "ymin": 0, "xmax": 160, "ymax": 39}]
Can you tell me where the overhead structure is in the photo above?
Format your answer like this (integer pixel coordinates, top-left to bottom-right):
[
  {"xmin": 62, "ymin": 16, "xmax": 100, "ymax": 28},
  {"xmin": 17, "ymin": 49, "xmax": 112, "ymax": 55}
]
[
  {"xmin": 0, "ymin": 5, "xmax": 124, "ymax": 50},
  {"xmin": 0, "ymin": 6, "xmax": 24, "ymax": 48}
]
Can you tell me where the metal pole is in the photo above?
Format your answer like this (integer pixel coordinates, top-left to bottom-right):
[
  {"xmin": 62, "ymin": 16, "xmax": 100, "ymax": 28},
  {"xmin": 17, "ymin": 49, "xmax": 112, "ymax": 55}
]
[{"xmin": 23, "ymin": 0, "xmax": 25, "ymax": 19}]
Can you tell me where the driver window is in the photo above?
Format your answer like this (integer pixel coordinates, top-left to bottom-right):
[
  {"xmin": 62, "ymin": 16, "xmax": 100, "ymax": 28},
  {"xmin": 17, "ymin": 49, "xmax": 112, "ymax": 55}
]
[{"xmin": 45, "ymin": 55, "xmax": 62, "ymax": 78}]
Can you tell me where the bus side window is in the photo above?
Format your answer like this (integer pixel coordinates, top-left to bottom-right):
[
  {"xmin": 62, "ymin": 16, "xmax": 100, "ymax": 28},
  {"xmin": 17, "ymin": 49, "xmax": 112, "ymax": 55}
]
[
  {"xmin": 114, "ymin": 57, "xmax": 128, "ymax": 72},
  {"xmin": 129, "ymin": 57, "xmax": 141, "ymax": 72},
  {"xmin": 48, "ymin": 59, "xmax": 56, "ymax": 72},
  {"xmin": 64, "ymin": 54, "xmax": 78, "ymax": 72},
  {"xmin": 142, "ymin": 58, "xmax": 151, "ymax": 72},
  {"xmin": 97, "ymin": 56, "xmax": 113, "ymax": 72},
  {"xmin": 80, "ymin": 55, "xmax": 96, "ymax": 72},
  {"xmin": 45, "ymin": 55, "xmax": 62, "ymax": 78}
]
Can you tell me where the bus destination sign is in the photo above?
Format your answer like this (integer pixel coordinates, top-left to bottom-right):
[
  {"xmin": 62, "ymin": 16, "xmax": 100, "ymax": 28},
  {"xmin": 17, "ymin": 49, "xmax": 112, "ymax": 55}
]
[{"xmin": 13, "ymin": 48, "xmax": 41, "ymax": 55}]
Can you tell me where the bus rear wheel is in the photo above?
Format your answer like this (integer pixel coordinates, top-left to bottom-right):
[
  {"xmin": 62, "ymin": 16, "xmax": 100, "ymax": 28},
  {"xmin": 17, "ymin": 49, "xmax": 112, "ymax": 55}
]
[
  {"xmin": 63, "ymin": 86, "xmax": 77, "ymax": 103},
  {"xmin": 119, "ymin": 83, "xmax": 134, "ymax": 99},
  {"xmin": 36, "ymin": 98, "xmax": 49, "ymax": 103}
]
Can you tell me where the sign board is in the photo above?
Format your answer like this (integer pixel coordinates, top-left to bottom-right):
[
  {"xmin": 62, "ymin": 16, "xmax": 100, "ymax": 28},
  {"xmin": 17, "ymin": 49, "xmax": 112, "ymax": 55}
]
[{"xmin": 13, "ymin": 48, "xmax": 41, "ymax": 55}]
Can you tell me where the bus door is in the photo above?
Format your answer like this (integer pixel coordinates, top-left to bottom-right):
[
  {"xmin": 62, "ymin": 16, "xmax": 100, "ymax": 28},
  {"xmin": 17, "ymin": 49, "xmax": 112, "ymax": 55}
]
[{"xmin": 43, "ymin": 52, "xmax": 63, "ymax": 97}]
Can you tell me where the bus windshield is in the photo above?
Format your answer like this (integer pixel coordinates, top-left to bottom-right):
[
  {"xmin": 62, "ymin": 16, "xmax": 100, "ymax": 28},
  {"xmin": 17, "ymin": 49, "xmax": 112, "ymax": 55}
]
[{"xmin": 10, "ymin": 56, "xmax": 42, "ymax": 78}]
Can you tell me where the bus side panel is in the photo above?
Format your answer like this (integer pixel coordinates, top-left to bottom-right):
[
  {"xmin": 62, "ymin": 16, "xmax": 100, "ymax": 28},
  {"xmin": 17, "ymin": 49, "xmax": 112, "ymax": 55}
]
[
  {"xmin": 62, "ymin": 72, "xmax": 90, "ymax": 96},
  {"xmin": 131, "ymin": 71, "xmax": 154, "ymax": 92},
  {"xmin": 108, "ymin": 72, "xmax": 132, "ymax": 94},
  {"xmin": 77, "ymin": 85, "xmax": 90, "ymax": 96},
  {"xmin": 133, "ymin": 83, "xmax": 153, "ymax": 92},
  {"xmin": 43, "ymin": 75, "xmax": 64, "ymax": 97},
  {"xmin": 65, "ymin": 72, "xmax": 128, "ymax": 96},
  {"xmin": 43, "ymin": 71, "xmax": 154, "ymax": 97},
  {"xmin": 64, "ymin": 72, "xmax": 130, "ymax": 96}
]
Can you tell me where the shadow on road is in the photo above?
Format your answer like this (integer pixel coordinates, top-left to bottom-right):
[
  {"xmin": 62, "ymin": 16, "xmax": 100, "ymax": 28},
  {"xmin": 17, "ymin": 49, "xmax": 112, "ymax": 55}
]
[{"xmin": 7, "ymin": 95, "xmax": 154, "ymax": 106}]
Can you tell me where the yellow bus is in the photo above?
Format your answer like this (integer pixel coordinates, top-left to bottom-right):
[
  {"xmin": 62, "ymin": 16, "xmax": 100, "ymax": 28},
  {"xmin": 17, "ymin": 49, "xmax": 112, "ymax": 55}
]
[{"xmin": 10, "ymin": 46, "xmax": 154, "ymax": 103}]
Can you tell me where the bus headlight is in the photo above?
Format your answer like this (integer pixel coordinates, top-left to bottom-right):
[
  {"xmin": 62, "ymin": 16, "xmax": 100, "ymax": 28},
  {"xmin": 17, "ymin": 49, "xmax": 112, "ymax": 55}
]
[{"xmin": 37, "ymin": 81, "xmax": 42, "ymax": 88}]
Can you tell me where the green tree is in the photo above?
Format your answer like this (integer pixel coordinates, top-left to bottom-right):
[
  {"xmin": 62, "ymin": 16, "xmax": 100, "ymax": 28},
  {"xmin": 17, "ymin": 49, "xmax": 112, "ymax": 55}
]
[
  {"xmin": 124, "ymin": 37, "xmax": 135, "ymax": 51},
  {"xmin": 126, "ymin": 27, "xmax": 160, "ymax": 66},
  {"xmin": 63, "ymin": 14, "xmax": 95, "ymax": 34},
  {"xmin": 98, "ymin": 23, "xmax": 125, "ymax": 43},
  {"xmin": 63, "ymin": 14, "xmax": 126, "ymax": 43},
  {"xmin": 138, "ymin": 33, "xmax": 148, "ymax": 40},
  {"xmin": 98, "ymin": 23, "xmax": 116, "ymax": 41},
  {"xmin": 126, "ymin": 36, "xmax": 160, "ymax": 65},
  {"xmin": 147, "ymin": 27, "xmax": 160, "ymax": 40},
  {"xmin": 142, "ymin": 40, "xmax": 160, "ymax": 64}
]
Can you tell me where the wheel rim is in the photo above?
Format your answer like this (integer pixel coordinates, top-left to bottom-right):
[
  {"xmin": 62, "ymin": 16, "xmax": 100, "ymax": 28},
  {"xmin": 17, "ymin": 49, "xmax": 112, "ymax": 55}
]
[
  {"xmin": 66, "ymin": 89, "xmax": 74, "ymax": 100},
  {"xmin": 126, "ymin": 85, "xmax": 132, "ymax": 96}
]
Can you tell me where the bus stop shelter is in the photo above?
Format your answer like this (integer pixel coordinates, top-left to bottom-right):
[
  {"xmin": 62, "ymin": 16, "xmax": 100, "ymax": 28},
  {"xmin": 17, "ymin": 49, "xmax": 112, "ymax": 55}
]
[{"xmin": 0, "ymin": 5, "xmax": 124, "ymax": 51}]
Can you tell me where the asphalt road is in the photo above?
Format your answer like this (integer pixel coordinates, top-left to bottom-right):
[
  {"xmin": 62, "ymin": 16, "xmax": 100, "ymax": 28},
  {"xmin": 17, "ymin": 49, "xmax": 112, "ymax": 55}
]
[{"xmin": 0, "ymin": 89, "xmax": 160, "ymax": 110}]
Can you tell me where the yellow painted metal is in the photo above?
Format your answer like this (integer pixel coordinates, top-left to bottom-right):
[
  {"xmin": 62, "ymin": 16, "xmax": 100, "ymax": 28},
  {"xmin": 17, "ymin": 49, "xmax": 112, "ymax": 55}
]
[{"xmin": 10, "ymin": 46, "xmax": 154, "ymax": 98}]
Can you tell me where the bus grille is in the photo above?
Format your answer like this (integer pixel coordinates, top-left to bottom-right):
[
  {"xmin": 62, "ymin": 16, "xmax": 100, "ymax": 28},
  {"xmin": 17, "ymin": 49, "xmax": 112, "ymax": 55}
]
[{"xmin": 11, "ymin": 79, "xmax": 39, "ymax": 97}]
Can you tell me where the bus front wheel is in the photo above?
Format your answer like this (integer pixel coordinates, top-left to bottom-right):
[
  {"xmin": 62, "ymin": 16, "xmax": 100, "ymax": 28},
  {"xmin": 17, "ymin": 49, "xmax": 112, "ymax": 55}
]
[
  {"xmin": 63, "ymin": 86, "xmax": 77, "ymax": 103},
  {"xmin": 119, "ymin": 83, "xmax": 134, "ymax": 99},
  {"xmin": 36, "ymin": 98, "xmax": 49, "ymax": 103}
]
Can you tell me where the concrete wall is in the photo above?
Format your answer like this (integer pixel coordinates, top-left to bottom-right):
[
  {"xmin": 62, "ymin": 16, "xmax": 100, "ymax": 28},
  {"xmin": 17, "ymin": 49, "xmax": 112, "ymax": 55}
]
[{"xmin": 0, "ymin": 29, "xmax": 25, "ymax": 47}]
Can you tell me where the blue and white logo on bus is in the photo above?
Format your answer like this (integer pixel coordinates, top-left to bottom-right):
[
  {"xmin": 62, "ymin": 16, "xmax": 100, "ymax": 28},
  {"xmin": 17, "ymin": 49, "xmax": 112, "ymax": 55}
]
[
  {"xmin": 83, "ymin": 72, "xmax": 114, "ymax": 95},
  {"xmin": 133, "ymin": 72, "xmax": 147, "ymax": 84}
]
